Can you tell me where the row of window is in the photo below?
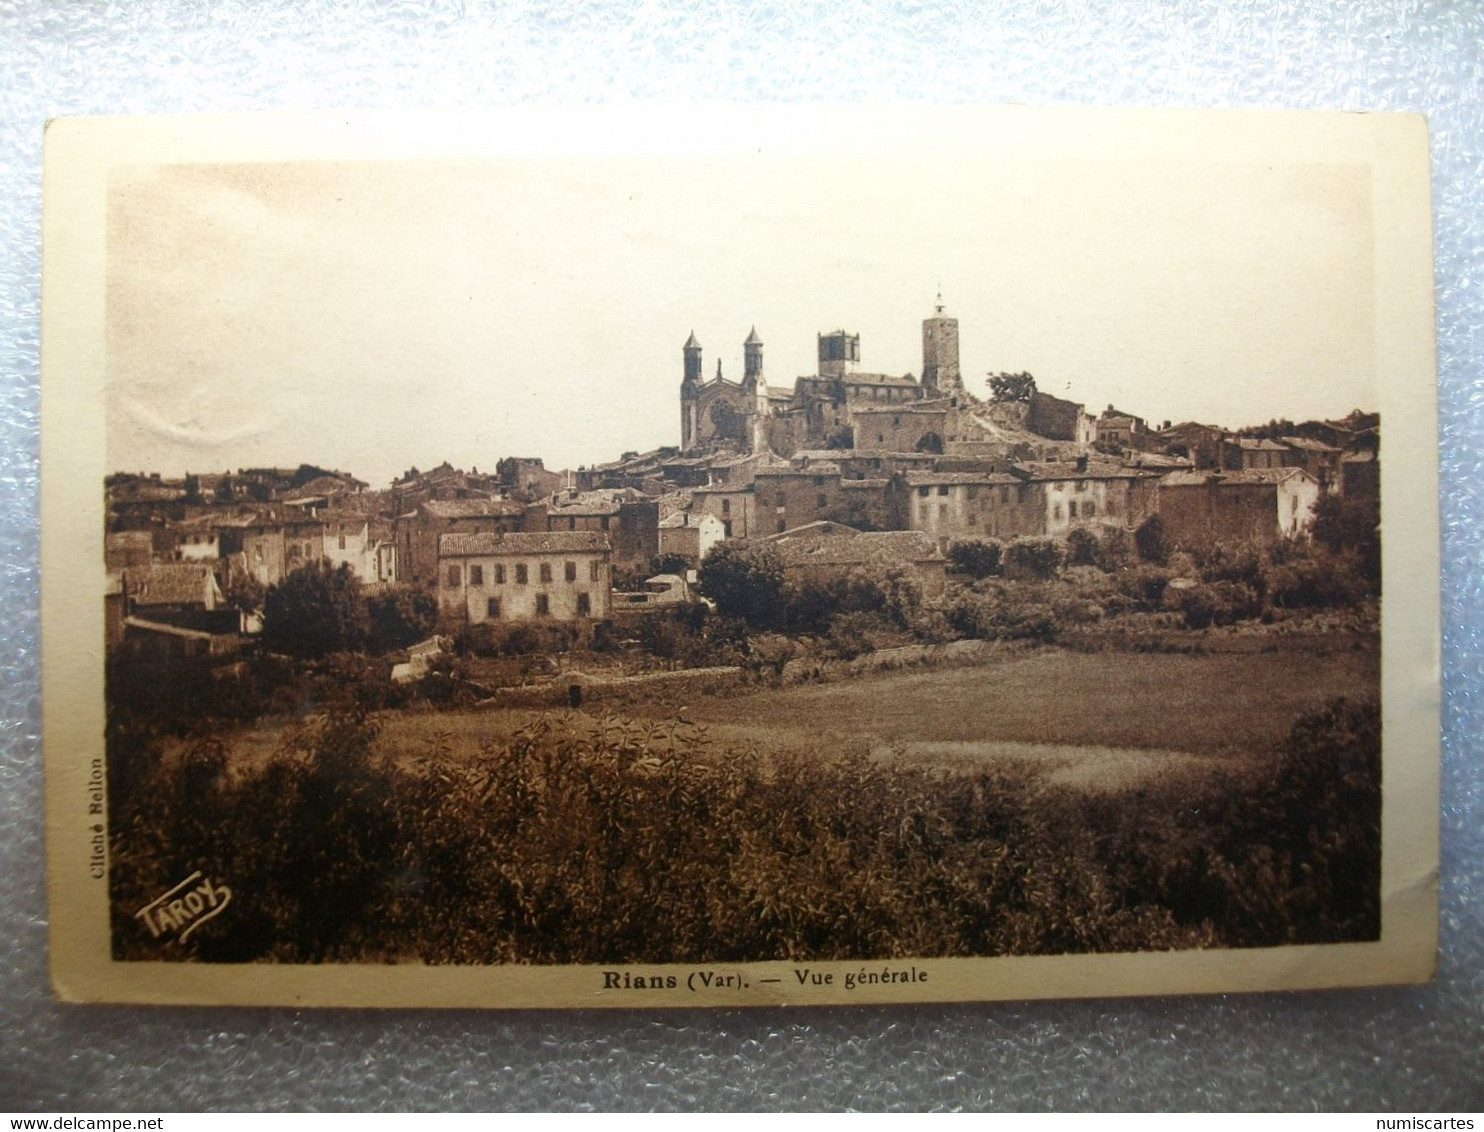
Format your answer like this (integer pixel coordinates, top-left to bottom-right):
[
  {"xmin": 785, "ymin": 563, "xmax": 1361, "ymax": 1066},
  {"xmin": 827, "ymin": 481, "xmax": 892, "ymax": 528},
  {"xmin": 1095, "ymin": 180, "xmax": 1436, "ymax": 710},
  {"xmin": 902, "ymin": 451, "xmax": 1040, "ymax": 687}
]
[
  {"xmin": 446, "ymin": 559, "xmax": 603, "ymax": 588},
  {"xmin": 1051, "ymin": 501, "xmax": 1098, "ymax": 520},
  {"xmin": 484, "ymin": 593, "xmax": 592, "ymax": 618}
]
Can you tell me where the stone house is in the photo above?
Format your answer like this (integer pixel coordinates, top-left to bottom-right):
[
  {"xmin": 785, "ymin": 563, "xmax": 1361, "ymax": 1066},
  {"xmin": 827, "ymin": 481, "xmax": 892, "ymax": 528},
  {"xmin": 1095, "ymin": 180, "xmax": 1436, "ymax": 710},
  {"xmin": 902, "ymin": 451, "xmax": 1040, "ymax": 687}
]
[
  {"xmin": 545, "ymin": 491, "xmax": 659, "ymax": 573},
  {"xmin": 901, "ymin": 472, "xmax": 1044, "ymax": 545},
  {"xmin": 1340, "ymin": 450, "xmax": 1379, "ymax": 502},
  {"xmin": 239, "ymin": 516, "xmax": 327, "ymax": 587},
  {"xmin": 1279, "ymin": 436, "xmax": 1343, "ymax": 492},
  {"xmin": 437, "ymin": 531, "xmax": 611, "ymax": 624},
  {"xmin": 1026, "ymin": 390, "xmax": 1097, "ymax": 445},
  {"xmin": 764, "ymin": 523, "xmax": 948, "ymax": 597},
  {"xmin": 752, "ymin": 464, "xmax": 846, "ymax": 536},
  {"xmin": 1157, "ymin": 468, "xmax": 1321, "ymax": 547},
  {"xmin": 1221, "ymin": 437, "xmax": 1290, "ymax": 471},
  {"xmin": 688, "ymin": 485, "xmax": 756, "ymax": 541},
  {"xmin": 658, "ymin": 510, "xmax": 725, "ymax": 564},
  {"xmin": 1157, "ymin": 421, "xmax": 1224, "ymax": 470},
  {"xmin": 396, "ymin": 498, "xmax": 540, "ymax": 586}
]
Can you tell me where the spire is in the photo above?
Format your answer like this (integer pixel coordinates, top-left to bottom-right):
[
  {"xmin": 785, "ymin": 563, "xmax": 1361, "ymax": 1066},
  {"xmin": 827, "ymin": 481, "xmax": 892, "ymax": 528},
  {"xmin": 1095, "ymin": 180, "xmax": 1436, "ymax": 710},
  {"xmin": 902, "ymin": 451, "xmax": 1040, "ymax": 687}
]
[
  {"xmin": 933, "ymin": 287, "xmax": 945, "ymax": 316},
  {"xmin": 683, "ymin": 330, "xmax": 701, "ymax": 350},
  {"xmin": 715, "ymin": 358, "xmax": 724, "ymax": 380},
  {"xmin": 744, "ymin": 325, "xmax": 763, "ymax": 346}
]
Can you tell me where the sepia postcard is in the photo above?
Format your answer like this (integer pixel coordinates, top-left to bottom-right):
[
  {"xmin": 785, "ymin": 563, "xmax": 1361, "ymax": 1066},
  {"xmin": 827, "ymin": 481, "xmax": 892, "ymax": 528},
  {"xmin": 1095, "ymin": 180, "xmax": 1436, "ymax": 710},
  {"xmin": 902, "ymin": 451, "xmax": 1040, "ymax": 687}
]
[{"xmin": 41, "ymin": 105, "xmax": 1439, "ymax": 1007}]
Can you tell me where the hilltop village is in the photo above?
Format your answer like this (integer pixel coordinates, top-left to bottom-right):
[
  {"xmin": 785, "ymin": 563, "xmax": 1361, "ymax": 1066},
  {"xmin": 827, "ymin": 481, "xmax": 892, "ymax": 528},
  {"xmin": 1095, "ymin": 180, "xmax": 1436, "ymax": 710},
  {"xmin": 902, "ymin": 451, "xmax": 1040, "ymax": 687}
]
[{"xmin": 105, "ymin": 302, "xmax": 1380, "ymax": 670}]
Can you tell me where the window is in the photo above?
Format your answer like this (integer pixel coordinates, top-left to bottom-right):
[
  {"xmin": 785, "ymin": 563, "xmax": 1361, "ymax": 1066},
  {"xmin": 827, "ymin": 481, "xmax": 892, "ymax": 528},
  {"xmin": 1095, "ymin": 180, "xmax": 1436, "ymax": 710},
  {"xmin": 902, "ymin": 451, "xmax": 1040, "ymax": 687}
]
[
  {"xmin": 515, "ymin": 563, "xmax": 528, "ymax": 584},
  {"xmin": 446, "ymin": 565, "xmax": 462, "ymax": 587},
  {"xmin": 1084, "ymin": 502, "xmax": 1096, "ymax": 517},
  {"xmin": 918, "ymin": 486, "xmax": 930, "ymax": 498},
  {"xmin": 938, "ymin": 503, "xmax": 948, "ymax": 520},
  {"xmin": 535, "ymin": 594, "xmax": 549, "ymax": 616},
  {"xmin": 816, "ymin": 494, "xmax": 827, "ymax": 509},
  {"xmin": 1068, "ymin": 501, "xmax": 1078, "ymax": 519},
  {"xmin": 568, "ymin": 517, "xmax": 577, "ymax": 531},
  {"xmin": 1001, "ymin": 486, "xmax": 1011, "ymax": 504},
  {"xmin": 589, "ymin": 560, "xmax": 602, "ymax": 581},
  {"xmin": 1076, "ymin": 481, "xmax": 1088, "ymax": 493},
  {"xmin": 470, "ymin": 565, "xmax": 484, "ymax": 586},
  {"xmin": 539, "ymin": 562, "xmax": 553, "ymax": 583},
  {"xmin": 722, "ymin": 499, "xmax": 730, "ymax": 515},
  {"xmin": 777, "ymin": 519, "xmax": 787, "ymax": 533},
  {"xmin": 1053, "ymin": 503, "xmax": 1063, "ymax": 520},
  {"xmin": 495, "ymin": 564, "xmax": 506, "ymax": 584},
  {"xmin": 565, "ymin": 561, "xmax": 577, "ymax": 582},
  {"xmin": 576, "ymin": 592, "xmax": 591, "ymax": 616},
  {"xmin": 600, "ymin": 516, "xmax": 610, "ymax": 530},
  {"xmin": 967, "ymin": 486, "xmax": 978, "ymax": 500},
  {"xmin": 338, "ymin": 534, "xmax": 347, "ymax": 550},
  {"xmin": 878, "ymin": 434, "xmax": 885, "ymax": 444},
  {"xmin": 937, "ymin": 485, "xmax": 949, "ymax": 496},
  {"xmin": 722, "ymin": 520, "xmax": 733, "ymax": 538},
  {"xmin": 486, "ymin": 596, "xmax": 501, "ymax": 619}
]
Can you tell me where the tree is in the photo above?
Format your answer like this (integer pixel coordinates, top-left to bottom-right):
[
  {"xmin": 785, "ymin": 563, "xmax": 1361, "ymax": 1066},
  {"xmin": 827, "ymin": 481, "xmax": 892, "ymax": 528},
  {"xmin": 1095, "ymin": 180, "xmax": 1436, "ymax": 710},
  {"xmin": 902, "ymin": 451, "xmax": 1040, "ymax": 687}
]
[
  {"xmin": 262, "ymin": 561, "xmax": 368, "ymax": 658},
  {"xmin": 1310, "ymin": 494, "xmax": 1380, "ymax": 589},
  {"xmin": 987, "ymin": 371, "xmax": 1037, "ymax": 403},
  {"xmin": 366, "ymin": 587, "xmax": 439, "ymax": 652},
  {"xmin": 947, "ymin": 539, "xmax": 1003, "ymax": 579},
  {"xmin": 1135, "ymin": 515, "xmax": 1169, "ymax": 564},
  {"xmin": 697, "ymin": 542, "xmax": 785, "ymax": 630}
]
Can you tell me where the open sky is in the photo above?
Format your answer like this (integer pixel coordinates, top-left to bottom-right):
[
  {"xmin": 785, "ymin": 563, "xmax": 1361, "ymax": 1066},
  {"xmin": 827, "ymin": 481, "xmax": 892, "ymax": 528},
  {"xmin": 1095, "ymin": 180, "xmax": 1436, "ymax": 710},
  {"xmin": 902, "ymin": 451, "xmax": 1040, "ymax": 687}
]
[{"xmin": 106, "ymin": 151, "xmax": 1375, "ymax": 489}]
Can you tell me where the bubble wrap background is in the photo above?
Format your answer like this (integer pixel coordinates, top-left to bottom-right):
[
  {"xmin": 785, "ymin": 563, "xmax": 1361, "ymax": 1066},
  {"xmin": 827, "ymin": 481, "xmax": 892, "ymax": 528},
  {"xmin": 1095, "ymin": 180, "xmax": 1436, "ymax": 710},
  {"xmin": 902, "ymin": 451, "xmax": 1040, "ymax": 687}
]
[{"xmin": 3, "ymin": 0, "xmax": 1481, "ymax": 1113}]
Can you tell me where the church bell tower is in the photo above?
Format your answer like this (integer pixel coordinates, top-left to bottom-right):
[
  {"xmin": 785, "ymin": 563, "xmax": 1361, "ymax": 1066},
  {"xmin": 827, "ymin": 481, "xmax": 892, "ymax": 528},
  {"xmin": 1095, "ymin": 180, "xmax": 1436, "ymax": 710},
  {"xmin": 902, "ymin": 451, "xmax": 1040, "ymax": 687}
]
[{"xmin": 921, "ymin": 292, "xmax": 962, "ymax": 396}]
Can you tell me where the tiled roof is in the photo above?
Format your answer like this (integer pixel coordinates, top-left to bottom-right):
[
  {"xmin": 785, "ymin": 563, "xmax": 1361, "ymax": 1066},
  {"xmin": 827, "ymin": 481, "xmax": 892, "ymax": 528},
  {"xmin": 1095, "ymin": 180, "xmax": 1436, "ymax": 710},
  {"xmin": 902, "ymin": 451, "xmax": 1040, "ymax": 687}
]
[
  {"xmin": 769, "ymin": 529, "xmax": 943, "ymax": 568},
  {"xmin": 1228, "ymin": 437, "xmax": 1289, "ymax": 451},
  {"xmin": 841, "ymin": 373, "xmax": 920, "ymax": 387},
  {"xmin": 1279, "ymin": 436, "xmax": 1341, "ymax": 453},
  {"xmin": 755, "ymin": 464, "xmax": 841, "ymax": 478},
  {"xmin": 1014, "ymin": 462, "xmax": 1145, "ymax": 482},
  {"xmin": 1160, "ymin": 468, "xmax": 1311, "ymax": 487},
  {"xmin": 439, "ymin": 531, "xmax": 609, "ymax": 557},
  {"xmin": 422, "ymin": 498, "xmax": 525, "ymax": 519},
  {"xmin": 659, "ymin": 511, "xmax": 721, "ymax": 528},
  {"xmin": 905, "ymin": 472, "xmax": 1021, "ymax": 487},
  {"xmin": 123, "ymin": 564, "xmax": 217, "ymax": 606}
]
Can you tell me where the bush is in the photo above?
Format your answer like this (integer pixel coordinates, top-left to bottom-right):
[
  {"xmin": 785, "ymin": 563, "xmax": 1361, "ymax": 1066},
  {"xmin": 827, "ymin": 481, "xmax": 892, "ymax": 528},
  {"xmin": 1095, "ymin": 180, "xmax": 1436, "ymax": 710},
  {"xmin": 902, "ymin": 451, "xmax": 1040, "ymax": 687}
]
[
  {"xmin": 948, "ymin": 539, "xmax": 1003, "ymax": 579},
  {"xmin": 1003, "ymin": 537, "xmax": 1064, "ymax": 580},
  {"xmin": 1064, "ymin": 527, "xmax": 1099, "ymax": 568},
  {"xmin": 697, "ymin": 542, "xmax": 786, "ymax": 630},
  {"xmin": 1165, "ymin": 579, "xmax": 1261, "ymax": 629},
  {"xmin": 1268, "ymin": 555, "xmax": 1367, "ymax": 609},
  {"xmin": 1094, "ymin": 527, "xmax": 1133, "ymax": 573},
  {"xmin": 262, "ymin": 561, "xmax": 368, "ymax": 658},
  {"xmin": 1134, "ymin": 515, "xmax": 1169, "ymax": 564},
  {"xmin": 109, "ymin": 696, "xmax": 1380, "ymax": 964},
  {"xmin": 1117, "ymin": 565, "xmax": 1172, "ymax": 610},
  {"xmin": 366, "ymin": 587, "xmax": 439, "ymax": 653}
]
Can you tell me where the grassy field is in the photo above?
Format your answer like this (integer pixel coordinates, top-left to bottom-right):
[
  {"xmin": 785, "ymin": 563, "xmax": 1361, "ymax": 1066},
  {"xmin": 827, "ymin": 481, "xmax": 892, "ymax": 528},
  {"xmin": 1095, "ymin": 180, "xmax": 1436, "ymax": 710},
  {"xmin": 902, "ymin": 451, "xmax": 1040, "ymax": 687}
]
[
  {"xmin": 116, "ymin": 632, "xmax": 1382, "ymax": 962},
  {"xmin": 198, "ymin": 632, "xmax": 1378, "ymax": 796},
  {"xmin": 618, "ymin": 637, "xmax": 1379, "ymax": 754}
]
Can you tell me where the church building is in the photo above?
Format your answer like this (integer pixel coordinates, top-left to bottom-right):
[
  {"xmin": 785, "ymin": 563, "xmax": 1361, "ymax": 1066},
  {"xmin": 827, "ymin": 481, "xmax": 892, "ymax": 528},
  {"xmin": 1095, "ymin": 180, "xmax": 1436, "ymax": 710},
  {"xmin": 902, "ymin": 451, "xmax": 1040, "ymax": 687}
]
[{"xmin": 679, "ymin": 298, "xmax": 969, "ymax": 460}]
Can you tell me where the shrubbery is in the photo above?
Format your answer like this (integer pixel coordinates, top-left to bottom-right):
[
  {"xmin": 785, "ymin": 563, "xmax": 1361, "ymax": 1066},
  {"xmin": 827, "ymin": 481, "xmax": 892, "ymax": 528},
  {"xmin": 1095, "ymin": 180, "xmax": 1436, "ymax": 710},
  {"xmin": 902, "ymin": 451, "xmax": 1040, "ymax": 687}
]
[
  {"xmin": 1003, "ymin": 537, "xmax": 1064, "ymax": 580},
  {"xmin": 948, "ymin": 539, "xmax": 1003, "ymax": 578},
  {"xmin": 109, "ymin": 696, "xmax": 1381, "ymax": 964}
]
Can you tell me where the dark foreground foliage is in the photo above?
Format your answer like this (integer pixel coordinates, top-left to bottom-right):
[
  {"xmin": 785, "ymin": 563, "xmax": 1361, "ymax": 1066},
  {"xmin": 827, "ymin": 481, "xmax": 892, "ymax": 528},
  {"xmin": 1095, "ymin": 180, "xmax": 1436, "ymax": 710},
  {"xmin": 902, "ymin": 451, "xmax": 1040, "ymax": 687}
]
[{"xmin": 109, "ymin": 695, "xmax": 1380, "ymax": 965}]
